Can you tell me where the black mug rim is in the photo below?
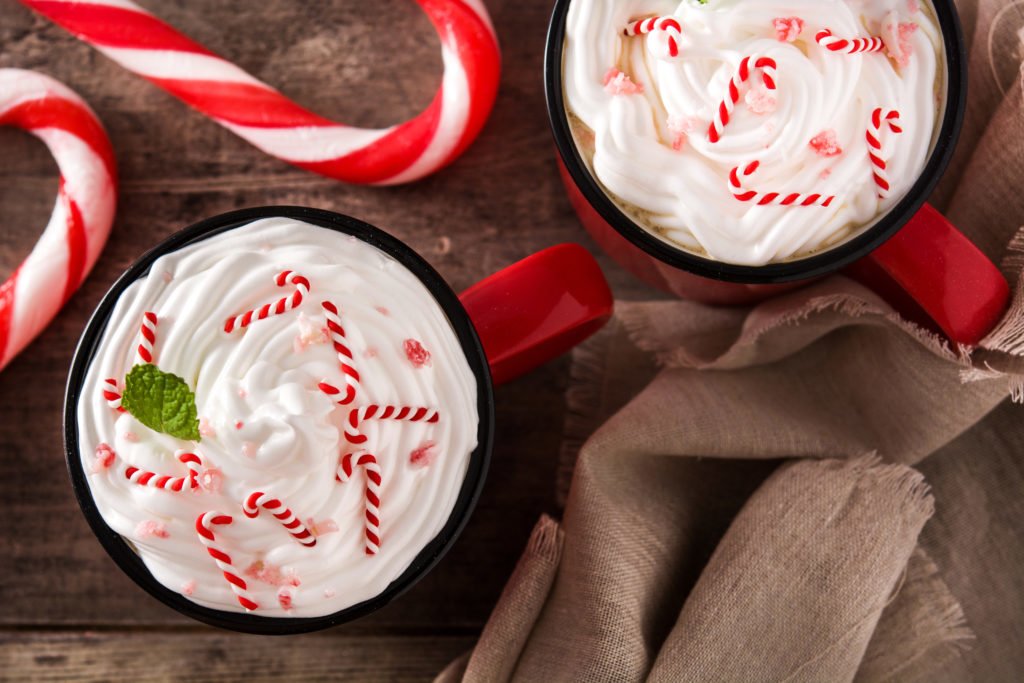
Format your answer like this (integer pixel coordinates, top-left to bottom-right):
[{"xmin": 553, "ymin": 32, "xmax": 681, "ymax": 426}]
[
  {"xmin": 63, "ymin": 206, "xmax": 495, "ymax": 635},
  {"xmin": 544, "ymin": 0, "xmax": 967, "ymax": 284}
]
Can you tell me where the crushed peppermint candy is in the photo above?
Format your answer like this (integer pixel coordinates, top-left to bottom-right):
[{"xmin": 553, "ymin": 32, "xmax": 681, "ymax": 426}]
[
  {"xmin": 181, "ymin": 580, "xmax": 196, "ymax": 596},
  {"xmin": 306, "ymin": 518, "xmax": 339, "ymax": 537},
  {"xmin": 667, "ymin": 114, "xmax": 700, "ymax": 151},
  {"xmin": 403, "ymin": 339, "xmax": 432, "ymax": 368},
  {"xmin": 324, "ymin": 588, "xmax": 336, "ymax": 598},
  {"xmin": 881, "ymin": 13, "xmax": 917, "ymax": 67},
  {"xmin": 241, "ymin": 441, "xmax": 258, "ymax": 458},
  {"xmin": 135, "ymin": 520, "xmax": 169, "ymax": 539},
  {"xmin": 277, "ymin": 587, "xmax": 294, "ymax": 611},
  {"xmin": 772, "ymin": 17, "xmax": 804, "ymax": 43},
  {"xmin": 244, "ymin": 560, "xmax": 301, "ymax": 588},
  {"xmin": 93, "ymin": 443, "xmax": 116, "ymax": 472},
  {"xmin": 809, "ymin": 130, "xmax": 843, "ymax": 157},
  {"xmin": 123, "ymin": 431, "xmax": 139, "ymax": 443},
  {"xmin": 410, "ymin": 441, "xmax": 438, "ymax": 468},
  {"xmin": 745, "ymin": 86, "xmax": 778, "ymax": 115},
  {"xmin": 198, "ymin": 416, "xmax": 216, "ymax": 438},
  {"xmin": 375, "ymin": 306, "xmax": 390, "ymax": 316},
  {"xmin": 603, "ymin": 68, "xmax": 644, "ymax": 96},
  {"xmin": 198, "ymin": 467, "xmax": 223, "ymax": 493},
  {"xmin": 293, "ymin": 313, "xmax": 329, "ymax": 354}
]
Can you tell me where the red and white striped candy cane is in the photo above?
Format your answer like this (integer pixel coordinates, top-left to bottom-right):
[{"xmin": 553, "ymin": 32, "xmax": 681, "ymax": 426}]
[
  {"xmin": 337, "ymin": 452, "xmax": 382, "ymax": 555},
  {"xmin": 0, "ymin": 69, "xmax": 116, "ymax": 372},
  {"xmin": 318, "ymin": 301, "xmax": 361, "ymax": 406},
  {"xmin": 344, "ymin": 405, "xmax": 441, "ymax": 445},
  {"xmin": 102, "ymin": 377, "xmax": 125, "ymax": 412},
  {"xmin": 622, "ymin": 16, "xmax": 684, "ymax": 59},
  {"xmin": 136, "ymin": 311, "xmax": 158, "ymax": 364},
  {"xmin": 815, "ymin": 29, "xmax": 885, "ymax": 54},
  {"xmin": 124, "ymin": 450, "xmax": 203, "ymax": 492},
  {"xmin": 195, "ymin": 511, "xmax": 258, "ymax": 611},
  {"xmin": 224, "ymin": 270, "xmax": 309, "ymax": 334},
  {"xmin": 20, "ymin": 0, "xmax": 500, "ymax": 186},
  {"xmin": 242, "ymin": 491, "xmax": 316, "ymax": 547},
  {"xmin": 708, "ymin": 56, "xmax": 778, "ymax": 143},
  {"xmin": 729, "ymin": 161, "xmax": 836, "ymax": 207},
  {"xmin": 866, "ymin": 108, "xmax": 904, "ymax": 199}
]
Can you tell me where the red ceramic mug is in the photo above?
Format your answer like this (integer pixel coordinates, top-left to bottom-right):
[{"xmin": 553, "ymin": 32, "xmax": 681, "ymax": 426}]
[{"xmin": 545, "ymin": 0, "xmax": 1010, "ymax": 346}]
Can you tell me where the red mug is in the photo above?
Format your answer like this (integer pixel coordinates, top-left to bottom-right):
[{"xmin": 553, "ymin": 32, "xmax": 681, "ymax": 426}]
[{"xmin": 544, "ymin": 0, "xmax": 1010, "ymax": 346}]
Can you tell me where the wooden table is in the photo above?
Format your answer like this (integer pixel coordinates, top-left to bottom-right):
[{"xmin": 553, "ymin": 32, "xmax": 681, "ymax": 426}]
[{"xmin": 0, "ymin": 1, "xmax": 650, "ymax": 679}]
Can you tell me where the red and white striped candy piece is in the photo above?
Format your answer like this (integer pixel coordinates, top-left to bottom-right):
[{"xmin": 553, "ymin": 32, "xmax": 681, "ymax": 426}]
[
  {"xmin": 102, "ymin": 377, "xmax": 125, "ymax": 412},
  {"xmin": 866, "ymin": 108, "xmax": 904, "ymax": 199},
  {"xmin": 337, "ymin": 452, "xmax": 382, "ymax": 555},
  {"xmin": 124, "ymin": 450, "xmax": 203, "ymax": 492},
  {"xmin": 318, "ymin": 301, "xmax": 361, "ymax": 406},
  {"xmin": 344, "ymin": 405, "xmax": 441, "ymax": 445},
  {"xmin": 815, "ymin": 29, "xmax": 885, "ymax": 54},
  {"xmin": 224, "ymin": 270, "xmax": 309, "ymax": 334},
  {"xmin": 195, "ymin": 511, "xmax": 258, "ymax": 611},
  {"xmin": 136, "ymin": 311, "xmax": 158, "ymax": 364},
  {"xmin": 20, "ymin": 0, "xmax": 500, "ymax": 186},
  {"xmin": 242, "ymin": 491, "xmax": 316, "ymax": 547},
  {"xmin": 0, "ymin": 69, "xmax": 116, "ymax": 372},
  {"xmin": 622, "ymin": 16, "xmax": 684, "ymax": 60},
  {"xmin": 729, "ymin": 161, "xmax": 836, "ymax": 208},
  {"xmin": 708, "ymin": 56, "xmax": 778, "ymax": 143}
]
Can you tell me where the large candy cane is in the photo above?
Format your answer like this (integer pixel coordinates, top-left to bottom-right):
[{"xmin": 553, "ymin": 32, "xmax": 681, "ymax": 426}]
[
  {"xmin": 729, "ymin": 161, "xmax": 836, "ymax": 208},
  {"xmin": 242, "ymin": 492, "xmax": 316, "ymax": 547},
  {"xmin": 866, "ymin": 108, "xmax": 904, "ymax": 199},
  {"xmin": 337, "ymin": 452, "xmax": 383, "ymax": 555},
  {"xmin": 708, "ymin": 56, "xmax": 777, "ymax": 143},
  {"xmin": 195, "ymin": 511, "xmax": 258, "ymax": 611},
  {"xmin": 20, "ymin": 0, "xmax": 501, "ymax": 186},
  {"xmin": 0, "ymin": 69, "xmax": 116, "ymax": 372}
]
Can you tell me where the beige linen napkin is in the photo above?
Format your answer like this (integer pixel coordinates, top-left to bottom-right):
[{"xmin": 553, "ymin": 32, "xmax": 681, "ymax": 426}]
[{"xmin": 439, "ymin": 1, "xmax": 1024, "ymax": 680}]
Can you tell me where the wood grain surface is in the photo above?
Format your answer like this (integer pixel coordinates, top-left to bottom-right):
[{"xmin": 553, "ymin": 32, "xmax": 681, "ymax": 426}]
[{"xmin": 0, "ymin": 0, "xmax": 655, "ymax": 680}]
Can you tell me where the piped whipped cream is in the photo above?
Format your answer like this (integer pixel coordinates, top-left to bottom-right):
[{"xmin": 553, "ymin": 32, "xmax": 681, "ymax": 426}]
[
  {"xmin": 564, "ymin": 0, "xmax": 943, "ymax": 265},
  {"xmin": 77, "ymin": 217, "xmax": 478, "ymax": 617}
]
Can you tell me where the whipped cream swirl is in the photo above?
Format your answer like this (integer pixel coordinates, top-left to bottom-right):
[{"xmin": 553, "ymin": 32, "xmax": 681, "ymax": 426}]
[
  {"xmin": 77, "ymin": 217, "xmax": 478, "ymax": 617},
  {"xmin": 564, "ymin": 0, "xmax": 943, "ymax": 265}
]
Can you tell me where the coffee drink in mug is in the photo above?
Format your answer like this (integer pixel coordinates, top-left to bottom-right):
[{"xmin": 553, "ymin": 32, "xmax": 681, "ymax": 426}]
[
  {"xmin": 563, "ymin": 0, "xmax": 944, "ymax": 266},
  {"xmin": 76, "ymin": 217, "xmax": 479, "ymax": 617}
]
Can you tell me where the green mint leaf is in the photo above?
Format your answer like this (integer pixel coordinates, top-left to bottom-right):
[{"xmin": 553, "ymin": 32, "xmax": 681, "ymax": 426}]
[{"xmin": 121, "ymin": 363, "xmax": 201, "ymax": 442}]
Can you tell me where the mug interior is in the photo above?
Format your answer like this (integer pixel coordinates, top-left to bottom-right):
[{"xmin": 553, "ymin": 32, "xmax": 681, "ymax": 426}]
[
  {"xmin": 545, "ymin": 0, "xmax": 967, "ymax": 284},
  {"xmin": 63, "ymin": 206, "xmax": 495, "ymax": 635}
]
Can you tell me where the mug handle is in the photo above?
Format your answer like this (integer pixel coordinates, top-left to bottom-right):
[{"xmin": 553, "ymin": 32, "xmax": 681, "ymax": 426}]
[
  {"xmin": 843, "ymin": 203, "xmax": 1011, "ymax": 346},
  {"xmin": 459, "ymin": 244, "xmax": 614, "ymax": 385}
]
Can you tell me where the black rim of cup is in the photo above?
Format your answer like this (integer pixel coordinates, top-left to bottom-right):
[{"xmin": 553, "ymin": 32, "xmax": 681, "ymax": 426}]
[
  {"xmin": 63, "ymin": 206, "xmax": 495, "ymax": 635},
  {"xmin": 545, "ymin": 0, "xmax": 967, "ymax": 284}
]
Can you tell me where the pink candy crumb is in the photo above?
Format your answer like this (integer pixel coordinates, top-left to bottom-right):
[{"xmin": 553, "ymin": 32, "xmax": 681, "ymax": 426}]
[
  {"xmin": 123, "ymin": 431, "xmax": 139, "ymax": 443},
  {"xmin": 603, "ymin": 68, "xmax": 644, "ymax": 96},
  {"xmin": 241, "ymin": 441, "xmax": 258, "ymax": 459},
  {"xmin": 410, "ymin": 441, "xmax": 438, "ymax": 468},
  {"xmin": 324, "ymin": 588, "xmax": 336, "ymax": 599},
  {"xmin": 136, "ymin": 520, "xmax": 169, "ymax": 539},
  {"xmin": 235, "ymin": 421, "xmax": 244, "ymax": 430},
  {"xmin": 907, "ymin": 0, "xmax": 920, "ymax": 12},
  {"xmin": 745, "ymin": 87, "xmax": 778, "ymax": 115},
  {"xmin": 306, "ymin": 518, "xmax": 339, "ymax": 537},
  {"xmin": 93, "ymin": 443, "xmax": 116, "ymax": 472},
  {"xmin": 772, "ymin": 17, "xmax": 805, "ymax": 43},
  {"xmin": 244, "ymin": 560, "xmax": 301, "ymax": 588},
  {"xmin": 293, "ymin": 313, "xmax": 329, "ymax": 354},
  {"xmin": 198, "ymin": 467, "xmax": 223, "ymax": 493},
  {"xmin": 198, "ymin": 417, "xmax": 216, "ymax": 438},
  {"xmin": 364, "ymin": 347, "xmax": 378, "ymax": 360},
  {"xmin": 181, "ymin": 580, "xmax": 197, "ymax": 596},
  {"xmin": 277, "ymin": 587, "xmax": 294, "ymax": 611},
  {"xmin": 666, "ymin": 114, "xmax": 700, "ymax": 151},
  {"xmin": 882, "ymin": 13, "xmax": 917, "ymax": 67},
  {"xmin": 820, "ymin": 168, "xmax": 833, "ymax": 180},
  {"xmin": 809, "ymin": 130, "xmax": 843, "ymax": 157},
  {"xmin": 375, "ymin": 306, "xmax": 390, "ymax": 316},
  {"xmin": 403, "ymin": 339, "xmax": 432, "ymax": 368}
]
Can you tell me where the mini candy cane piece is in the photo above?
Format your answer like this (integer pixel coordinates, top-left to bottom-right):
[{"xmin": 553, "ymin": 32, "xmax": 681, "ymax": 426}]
[
  {"xmin": 224, "ymin": 270, "xmax": 309, "ymax": 333},
  {"xmin": 124, "ymin": 450, "xmax": 203, "ymax": 492},
  {"xmin": 622, "ymin": 16, "xmax": 684, "ymax": 60},
  {"xmin": 344, "ymin": 405, "xmax": 441, "ymax": 445},
  {"xmin": 242, "ymin": 492, "xmax": 316, "ymax": 547},
  {"xmin": 0, "ymin": 69, "xmax": 116, "ymax": 372},
  {"xmin": 102, "ymin": 378, "xmax": 125, "ymax": 412},
  {"xmin": 729, "ymin": 161, "xmax": 836, "ymax": 207},
  {"xmin": 20, "ymin": 0, "xmax": 500, "ymax": 186},
  {"xmin": 318, "ymin": 301, "xmax": 361, "ymax": 405},
  {"xmin": 866, "ymin": 108, "xmax": 904, "ymax": 198},
  {"xmin": 195, "ymin": 511, "xmax": 258, "ymax": 611},
  {"xmin": 136, "ymin": 311, "xmax": 158, "ymax": 363},
  {"xmin": 337, "ymin": 452, "xmax": 382, "ymax": 555},
  {"xmin": 708, "ymin": 56, "xmax": 778, "ymax": 143},
  {"xmin": 815, "ymin": 29, "xmax": 885, "ymax": 54}
]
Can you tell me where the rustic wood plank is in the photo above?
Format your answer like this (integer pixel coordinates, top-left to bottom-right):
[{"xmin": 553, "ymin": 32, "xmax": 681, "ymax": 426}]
[
  {"xmin": 0, "ymin": 0, "xmax": 650, "ymax": 635},
  {"xmin": 0, "ymin": 631, "xmax": 475, "ymax": 682}
]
